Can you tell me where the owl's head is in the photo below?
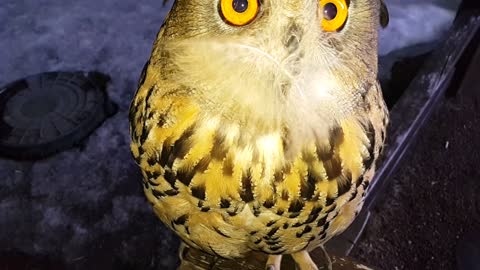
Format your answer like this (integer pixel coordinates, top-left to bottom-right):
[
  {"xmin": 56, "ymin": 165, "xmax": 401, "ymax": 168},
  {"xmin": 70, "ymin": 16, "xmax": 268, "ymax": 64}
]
[{"xmin": 147, "ymin": 0, "xmax": 388, "ymax": 134}]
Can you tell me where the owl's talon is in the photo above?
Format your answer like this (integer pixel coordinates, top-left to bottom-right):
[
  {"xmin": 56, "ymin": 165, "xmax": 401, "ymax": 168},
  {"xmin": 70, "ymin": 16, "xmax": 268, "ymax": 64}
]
[
  {"xmin": 266, "ymin": 265, "xmax": 276, "ymax": 270},
  {"xmin": 266, "ymin": 255, "xmax": 282, "ymax": 270},
  {"xmin": 291, "ymin": 250, "xmax": 319, "ymax": 270},
  {"xmin": 317, "ymin": 245, "xmax": 332, "ymax": 270},
  {"xmin": 178, "ymin": 242, "xmax": 188, "ymax": 261}
]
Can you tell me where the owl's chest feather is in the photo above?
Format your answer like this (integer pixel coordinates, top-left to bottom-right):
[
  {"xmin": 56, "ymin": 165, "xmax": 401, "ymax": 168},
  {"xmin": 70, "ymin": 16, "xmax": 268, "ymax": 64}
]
[{"xmin": 130, "ymin": 82, "xmax": 387, "ymax": 257}]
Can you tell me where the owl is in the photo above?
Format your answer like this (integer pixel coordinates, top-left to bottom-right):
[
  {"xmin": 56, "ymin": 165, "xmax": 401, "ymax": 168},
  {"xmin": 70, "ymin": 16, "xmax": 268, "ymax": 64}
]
[{"xmin": 129, "ymin": 0, "xmax": 389, "ymax": 269}]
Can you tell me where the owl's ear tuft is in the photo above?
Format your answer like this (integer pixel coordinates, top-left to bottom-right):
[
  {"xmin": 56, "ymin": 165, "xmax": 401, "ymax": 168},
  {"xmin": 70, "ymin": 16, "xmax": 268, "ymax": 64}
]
[{"xmin": 380, "ymin": 0, "xmax": 389, "ymax": 28}]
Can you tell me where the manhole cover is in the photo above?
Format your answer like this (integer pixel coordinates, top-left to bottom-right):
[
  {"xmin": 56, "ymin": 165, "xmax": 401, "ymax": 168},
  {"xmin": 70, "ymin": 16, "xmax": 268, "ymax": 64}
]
[{"xmin": 0, "ymin": 71, "xmax": 117, "ymax": 160}]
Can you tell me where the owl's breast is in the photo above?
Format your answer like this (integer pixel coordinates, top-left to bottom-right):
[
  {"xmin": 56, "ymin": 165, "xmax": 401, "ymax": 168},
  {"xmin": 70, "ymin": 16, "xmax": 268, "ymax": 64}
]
[{"xmin": 130, "ymin": 80, "xmax": 387, "ymax": 257}]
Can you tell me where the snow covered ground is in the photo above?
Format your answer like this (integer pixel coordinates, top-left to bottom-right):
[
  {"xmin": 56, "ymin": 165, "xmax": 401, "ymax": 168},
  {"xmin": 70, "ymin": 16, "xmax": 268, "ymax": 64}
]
[
  {"xmin": 379, "ymin": 1, "xmax": 458, "ymax": 56},
  {"xmin": 0, "ymin": 0, "xmax": 460, "ymax": 269}
]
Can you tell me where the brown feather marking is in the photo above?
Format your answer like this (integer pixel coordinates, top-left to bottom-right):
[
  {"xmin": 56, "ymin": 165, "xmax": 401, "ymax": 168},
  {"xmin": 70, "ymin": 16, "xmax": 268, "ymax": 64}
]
[
  {"xmin": 281, "ymin": 190, "xmax": 289, "ymax": 201},
  {"xmin": 173, "ymin": 214, "xmax": 188, "ymax": 225},
  {"xmin": 240, "ymin": 170, "xmax": 254, "ymax": 202},
  {"xmin": 152, "ymin": 189, "xmax": 165, "ymax": 199},
  {"xmin": 177, "ymin": 155, "xmax": 211, "ymax": 187},
  {"xmin": 326, "ymin": 126, "xmax": 344, "ymax": 151},
  {"xmin": 191, "ymin": 184, "xmax": 206, "ymax": 200},
  {"xmin": 159, "ymin": 141, "xmax": 174, "ymax": 168},
  {"xmin": 315, "ymin": 139, "xmax": 333, "ymax": 161},
  {"xmin": 222, "ymin": 155, "xmax": 234, "ymax": 176},
  {"xmin": 296, "ymin": 225, "xmax": 312, "ymax": 238},
  {"xmin": 163, "ymin": 169, "xmax": 176, "ymax": 187},
  {"xmin": 164, "ymin": 189, "xmax": 179, "ymax": 196},
  {"xmin": 195, "ymin": 156, "xmax": 212, "ymax": 172},
  {"xmin": 220, "ymin": 198, "xmax": 231, "ymax": 208},
  {"xmin": 317, "ymin": 215, "xmax": 328, "ymax": 227},
  {"xmin": 288, "ymin": 199, "xmax": 305, "ymax": 213},
  {"xmin": 171, "ymin": 125, "xmax": 195, "ymax": 159},
  {"xmin": 323, "ymin": 153, "xmax": 342, "ymax": 180},
  {"xmin": 305, "ymin": 205, "xmax": 323, "ymax": 224},
  {"xmin": 263, "ymin": 198, "xmax": 275, "ymax": 208},
  {"xmin": 300, "ymin": 170, "xmax": 316, "ymax": 200},
  {"xmin": 363, "ymin": 120, "xmax": 376, "ymax": 171},
  {"xmin": 176, "ymin": 168, "xmax": 195, "ymax": 186},
  {"xmin": 211, "ymin": 132, "xmax": 228, "ymax": 160},
  {"xmin": 336, "ymin": 174, "xmax": 352, "ymax": 197}
]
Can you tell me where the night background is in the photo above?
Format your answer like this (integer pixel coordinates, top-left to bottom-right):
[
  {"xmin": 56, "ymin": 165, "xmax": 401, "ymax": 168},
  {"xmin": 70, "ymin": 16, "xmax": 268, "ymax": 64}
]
[{"xmin": 0, "ymin": 0, "xmax": 479, "ymax": 269}]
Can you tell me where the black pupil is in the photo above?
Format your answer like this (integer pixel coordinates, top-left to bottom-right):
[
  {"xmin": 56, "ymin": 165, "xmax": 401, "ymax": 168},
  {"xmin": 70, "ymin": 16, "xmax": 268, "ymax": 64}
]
[
  {"xmin": 323, "ymin": 3, "xmax": 338, "ymax": 20},
  {"xmin": 233, "ymin": 0, "xmax": 248, "ymax": 13}
]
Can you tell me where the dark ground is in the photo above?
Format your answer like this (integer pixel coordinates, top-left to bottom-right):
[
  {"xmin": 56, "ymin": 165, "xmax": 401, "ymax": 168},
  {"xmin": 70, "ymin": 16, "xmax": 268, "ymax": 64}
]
[{"xmin": 351, "ymin": 86, "xmax": 480, "ymax": 268}]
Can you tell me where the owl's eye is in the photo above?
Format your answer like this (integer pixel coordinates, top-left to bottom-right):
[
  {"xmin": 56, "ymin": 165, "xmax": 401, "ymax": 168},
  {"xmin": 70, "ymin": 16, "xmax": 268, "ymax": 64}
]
[
  {"xmin": 220, "ymin": 0, "xmax": 259, "ymax": 26},
  {"xmin": 320, "ymin": 0, "xmax": 349, "ymax": 32}
]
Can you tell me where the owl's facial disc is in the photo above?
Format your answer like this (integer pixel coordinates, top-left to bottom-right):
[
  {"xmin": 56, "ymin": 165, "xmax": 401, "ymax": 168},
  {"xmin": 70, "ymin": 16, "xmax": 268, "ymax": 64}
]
[
  {"xmin": 166, "ymin": 29, "xmax": 349, "ymax": 135},
  {"xmin": 160, "ymin": 0, "xmax": 379, "ymax": 133}
]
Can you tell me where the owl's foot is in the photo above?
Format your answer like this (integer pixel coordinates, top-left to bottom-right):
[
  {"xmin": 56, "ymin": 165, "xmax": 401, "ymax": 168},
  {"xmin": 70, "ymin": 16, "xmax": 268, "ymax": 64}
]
[
  {"xmin": 266, "ymin": 248, "xmax": 332, "ymax": 270},
  {"xmin": 178, "ymin": 242, "xmax": 188, "ymax": 261},
  {"xmin": 291, "ymin": 250, "xmax": 319, "ymax": 270},
  {"xmin": 316, "ymin": 245, "xmax": 332, "ymax": 270},
  {"xmin": 265, "ymin": 254, "xmax": 282, "ymax": 270}
]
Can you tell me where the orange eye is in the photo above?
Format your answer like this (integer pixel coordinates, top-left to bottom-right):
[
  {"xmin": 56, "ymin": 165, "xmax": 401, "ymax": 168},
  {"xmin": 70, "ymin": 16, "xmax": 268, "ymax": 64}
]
[
  {"xmin": 219, "ymin": 0, "xmax": 259, "ymax": 26},
  {"xmin": 320, "ymin": 0, "xmax": 349, "ymax": 32}
]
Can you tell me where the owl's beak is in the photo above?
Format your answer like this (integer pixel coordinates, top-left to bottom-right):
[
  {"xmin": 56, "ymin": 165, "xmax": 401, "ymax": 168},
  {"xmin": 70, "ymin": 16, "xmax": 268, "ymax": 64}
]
[
  {"xmin": 282, "ymin": 21, "xmax": 303, "ymax": 57},
  {"xmin": 276, "ymin": 20, "xmax": 310, "ymax": 78}
]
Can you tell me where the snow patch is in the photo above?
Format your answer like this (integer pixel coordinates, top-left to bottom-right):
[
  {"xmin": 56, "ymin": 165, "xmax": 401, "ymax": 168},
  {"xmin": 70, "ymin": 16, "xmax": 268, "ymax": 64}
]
[{"xmin": 379, "ymin": 3, "xmax": 455, "ymax": 56}]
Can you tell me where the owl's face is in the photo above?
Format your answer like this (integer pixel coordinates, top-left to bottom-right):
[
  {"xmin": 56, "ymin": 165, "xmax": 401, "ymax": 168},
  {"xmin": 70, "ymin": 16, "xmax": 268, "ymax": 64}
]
[{"xmin": 148, "ymin": 0, "xmax": 383, "ymax": 136}]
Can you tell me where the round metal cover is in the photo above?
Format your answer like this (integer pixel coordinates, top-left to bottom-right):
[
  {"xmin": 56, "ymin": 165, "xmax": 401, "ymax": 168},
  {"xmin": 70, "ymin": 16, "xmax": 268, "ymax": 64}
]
[{"xmin": 0, "ymin": 71, "xmax": 117, "ymax": 160}]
